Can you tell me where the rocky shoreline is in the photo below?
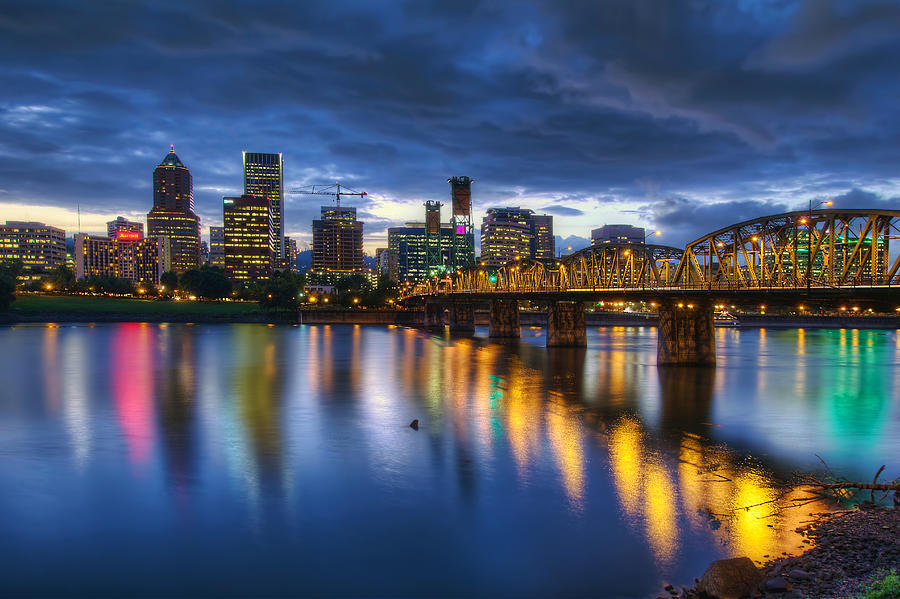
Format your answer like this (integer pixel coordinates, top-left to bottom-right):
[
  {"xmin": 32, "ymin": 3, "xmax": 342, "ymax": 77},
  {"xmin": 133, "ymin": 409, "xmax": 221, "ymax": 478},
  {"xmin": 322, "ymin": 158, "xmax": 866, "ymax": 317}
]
[{"xmin": 661, "ymin": 506, "xmax": 899, "ymax": 599}]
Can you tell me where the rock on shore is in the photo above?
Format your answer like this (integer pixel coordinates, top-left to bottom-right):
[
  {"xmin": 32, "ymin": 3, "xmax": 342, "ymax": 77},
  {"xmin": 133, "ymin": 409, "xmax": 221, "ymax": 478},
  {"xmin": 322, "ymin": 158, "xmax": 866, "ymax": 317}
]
[{"xmin": 659, "ymin": 506, "xmax": 899, "ymax": 599}]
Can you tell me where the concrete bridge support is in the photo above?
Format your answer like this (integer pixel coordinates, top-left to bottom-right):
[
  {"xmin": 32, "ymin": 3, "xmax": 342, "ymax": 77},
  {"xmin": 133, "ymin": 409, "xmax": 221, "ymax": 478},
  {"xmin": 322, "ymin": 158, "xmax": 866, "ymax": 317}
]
[
  {"xmin": 489, "ymin": 299, "xmax": 520, "ymax": 339},
  {"xmin": 424, "ymin": 302, "xmax": 445, "ymax": 329},
  {"xmin": 449, "ymin": 303, "xmax": 475, "ymax": 333},
  {"xmin": 657, "ymin": 301, "xmax": 716, "ymax": 367},
  {"xmin": 547, "ymin": 301, "xmax": 586, "ymax": 347}
]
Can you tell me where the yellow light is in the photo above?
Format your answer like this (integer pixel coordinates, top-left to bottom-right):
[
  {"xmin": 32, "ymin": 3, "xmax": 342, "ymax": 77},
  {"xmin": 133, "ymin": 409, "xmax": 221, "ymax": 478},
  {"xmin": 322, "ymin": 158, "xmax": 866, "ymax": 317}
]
[
  {"xmin": 751, "ymin": 236, "xmax": 758, "ymax": 242},
  {"xmin": 677, "ymin": 303, "xmax": 684, "ymax": 308},
  {"xmin": 323, "ymin": 298, "xmax": 329, "ymax": 303},
  {"xmin": 798, "ymin": 305, "xmax": 804, "ymax": 310},
  {"xmin": 687, "ymin": 303, "xmax": 694, "ymax": 308},
  {"xmin": 852, "ymin": 306, "xmax": 859, "ymax": 312},
  {"xmin": 760, "ymin": 304, "xmax": 765, "ymax": 309},
  {"xmin": 800, "ymin": 218, "xmax": 807, "ymax": 224},
  {"xmin": 840, "ymin": 306, "xmax": 846, "ymax": 311},
  {"xmin": 352, "ymin": 298, "xmax": 359, "ymax": 304}
]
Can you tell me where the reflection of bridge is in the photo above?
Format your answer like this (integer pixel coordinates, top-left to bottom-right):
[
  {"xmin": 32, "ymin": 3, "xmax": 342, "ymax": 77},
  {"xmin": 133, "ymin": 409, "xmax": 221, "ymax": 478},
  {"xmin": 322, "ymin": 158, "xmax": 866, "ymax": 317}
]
[{"xmin": 401, "ymin": 209, "xmax": 900, "ymax": 366}]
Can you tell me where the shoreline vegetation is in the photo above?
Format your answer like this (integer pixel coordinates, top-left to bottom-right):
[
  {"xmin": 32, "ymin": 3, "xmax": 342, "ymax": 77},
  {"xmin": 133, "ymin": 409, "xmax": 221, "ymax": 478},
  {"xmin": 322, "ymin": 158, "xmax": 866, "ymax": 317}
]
[{"xmin": 3, "ymin": 294, "xmax": 900, "ymax": 328}]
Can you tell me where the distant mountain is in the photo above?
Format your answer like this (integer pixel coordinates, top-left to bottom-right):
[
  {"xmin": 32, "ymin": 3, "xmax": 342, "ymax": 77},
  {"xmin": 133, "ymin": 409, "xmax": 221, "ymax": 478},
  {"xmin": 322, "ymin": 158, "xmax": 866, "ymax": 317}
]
[
  {"xmin": 296, "ymin": 249, "xmax": 312, "ymax": 270},
  {"xmin": 555, "ymin": 235, "xmax": 591, "ymax": 255}
]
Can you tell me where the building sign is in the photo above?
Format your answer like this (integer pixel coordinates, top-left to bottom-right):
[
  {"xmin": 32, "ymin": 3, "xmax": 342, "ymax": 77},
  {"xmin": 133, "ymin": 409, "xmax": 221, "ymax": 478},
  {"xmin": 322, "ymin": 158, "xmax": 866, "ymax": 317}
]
[{"xmin": 116, "ymin": 231, "xmax": 142, "ymax": 241}]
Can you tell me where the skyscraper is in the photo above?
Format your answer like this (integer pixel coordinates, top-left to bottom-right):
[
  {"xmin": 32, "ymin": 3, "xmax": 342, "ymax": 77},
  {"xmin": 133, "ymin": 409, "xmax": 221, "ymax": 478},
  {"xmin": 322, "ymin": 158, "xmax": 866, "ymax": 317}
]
[
  {"xmin": 243, "ymin": 152, "xmax": 284, "ymax": 262},
  {"xmin": 480, "ymin": 207, "xmax": 535, "ymax": 267},
  {"xmin": 532, "ymin": 214, "xmax": 555, "ymax": 260},
  {"xmin": 147, "ymin": 146, "xmax": 201, "ymax": 273},
  {"xmin": 209, "ymin": 226, "xmax": 225, "ymax": 268},
  {"xmin": 311, "ymin": 206, "xmax": 364, "ymax": 271},
  {"xmin": 480, "ymin": 208, "xmax": 554, "ymax": 266},
  {"xmin": 223, "ymin": 195, "xmax": 274, "ymax": 282}
]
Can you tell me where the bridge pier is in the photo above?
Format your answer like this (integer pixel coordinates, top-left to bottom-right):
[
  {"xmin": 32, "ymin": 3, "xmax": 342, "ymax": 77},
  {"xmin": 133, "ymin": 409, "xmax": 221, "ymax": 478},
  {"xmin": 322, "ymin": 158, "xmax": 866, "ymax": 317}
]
[
  {"xmin": 547, "ymin": 301, "xmax": 586, "ymax": 347},
  {"xmin": 449, "ymin": 303, "xmax": 475, "ymax": 333},
  {"xmin": 489, "ymin": 299, "xmax": 519, "ymax": 340},
  {"xmin": 657, "ymin": 300, "xmax": 716, "ymax": 367},
  {"xmin": 424, "ymin": 302, "xmax": 445, "ymax": 329}
]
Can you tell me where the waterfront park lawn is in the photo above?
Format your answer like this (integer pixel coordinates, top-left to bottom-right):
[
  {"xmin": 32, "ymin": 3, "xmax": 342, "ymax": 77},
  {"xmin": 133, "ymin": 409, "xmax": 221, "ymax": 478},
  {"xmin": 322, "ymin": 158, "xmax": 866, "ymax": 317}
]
[{"xmin": 10, "ymin": 294, "xmax": 264, "ymax": 316}]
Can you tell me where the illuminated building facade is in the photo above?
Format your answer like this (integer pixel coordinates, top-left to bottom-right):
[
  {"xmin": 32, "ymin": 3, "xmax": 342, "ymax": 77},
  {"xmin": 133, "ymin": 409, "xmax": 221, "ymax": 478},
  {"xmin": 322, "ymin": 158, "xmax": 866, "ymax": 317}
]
[
  {"xmin": 147, "ymin": 146, "xmax": 201, "ymax": 272},
  {"xmin": 312, "ymin": 206, "xmax": 364, "ymax": 271},
  {"xmin": 387, "ymin": 222, "xmax": 474, "ymax": 282},
  {"xmin": 209, "ymin": 226, "xmax": 225, "ymax": 268},
  {"xmin": 532, "ymin": 214, "xmax": 555, "ymax": 260},
  {"xmin": 223, "ymin": 195, "xmax": 274, "ymax": 282},
  {"xmin": 283, "ymin": 236, "xmax": 298, "ymax": 271},
  {"xmin": 74, "ymin": 232, "xmax": 171, "ymax": 285},
  {"xmin": 0, "ymin": 221, "xmax": 66, "ymax": 276},
  {"xmin": 107, "ymin": 216, "xmax": 144, "ymax": 239},
  {"xmin": 243, "ymin": 152, "xmax": 284, "ymax": 262},
  {"xmin": 480, "ymin": 207, "xmax": 535, "ymax": 267},
  {"xmin": 592, "ymin": 224, "xmax": 645, "ymax": 245}
]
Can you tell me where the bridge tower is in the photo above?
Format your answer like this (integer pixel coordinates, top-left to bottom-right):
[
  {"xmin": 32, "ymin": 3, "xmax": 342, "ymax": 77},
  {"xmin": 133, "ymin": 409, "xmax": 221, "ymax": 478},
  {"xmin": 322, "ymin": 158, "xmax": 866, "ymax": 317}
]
[
  {"xmin": 424, "ymin": 200, "xmax": 443, "ymax": 277},
  {"xmin": 449, "ymin": 176, "xmax": 475, "ymax": 272}
]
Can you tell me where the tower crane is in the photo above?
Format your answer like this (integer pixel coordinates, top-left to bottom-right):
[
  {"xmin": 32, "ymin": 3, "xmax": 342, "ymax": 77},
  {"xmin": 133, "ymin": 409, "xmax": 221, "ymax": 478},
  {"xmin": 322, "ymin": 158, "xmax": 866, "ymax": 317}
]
[{"xmin": 288, "ymin": 182, "xmax": 366, "ymax": 211}]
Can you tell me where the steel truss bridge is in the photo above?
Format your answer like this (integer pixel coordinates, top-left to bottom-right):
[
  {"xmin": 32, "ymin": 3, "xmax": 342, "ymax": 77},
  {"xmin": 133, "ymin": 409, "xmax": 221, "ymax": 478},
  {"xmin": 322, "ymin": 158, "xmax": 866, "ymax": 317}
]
[
  {"xmin": 400, "ymin": 209, "xmax": 900, "ymax": 365},
  {"xmin": 404, "ymin": 209, "xmax": 900, "ymax": 306}
]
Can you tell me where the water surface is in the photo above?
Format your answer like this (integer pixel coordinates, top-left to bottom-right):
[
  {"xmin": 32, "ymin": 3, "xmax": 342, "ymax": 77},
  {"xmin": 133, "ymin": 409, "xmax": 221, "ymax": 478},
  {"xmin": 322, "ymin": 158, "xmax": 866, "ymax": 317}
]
[{"xmin": 0, "ymin": 323, "xmax": 897, "ymax": 597}]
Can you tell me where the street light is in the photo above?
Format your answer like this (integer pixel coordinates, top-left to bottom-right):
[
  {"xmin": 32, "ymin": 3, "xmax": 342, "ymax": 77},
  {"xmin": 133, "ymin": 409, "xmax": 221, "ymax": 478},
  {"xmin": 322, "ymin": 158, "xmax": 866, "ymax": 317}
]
[{"xmin": 806, "ymin": 199, "xmax": 833, "ymax": 289}]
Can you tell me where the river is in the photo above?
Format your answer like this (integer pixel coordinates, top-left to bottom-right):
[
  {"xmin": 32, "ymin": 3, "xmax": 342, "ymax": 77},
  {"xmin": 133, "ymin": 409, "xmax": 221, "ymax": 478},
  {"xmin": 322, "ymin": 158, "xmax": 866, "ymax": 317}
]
[{"xmin": 0, "ymin": 323, "xmax": 897, "ymax": 597}]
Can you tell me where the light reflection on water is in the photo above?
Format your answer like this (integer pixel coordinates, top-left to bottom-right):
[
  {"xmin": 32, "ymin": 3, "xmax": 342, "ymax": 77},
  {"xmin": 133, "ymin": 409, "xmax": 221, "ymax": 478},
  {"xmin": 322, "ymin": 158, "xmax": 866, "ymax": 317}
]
[{"xmin": 0, "ymin": 323, "xmax": 897, "ymax": 598}]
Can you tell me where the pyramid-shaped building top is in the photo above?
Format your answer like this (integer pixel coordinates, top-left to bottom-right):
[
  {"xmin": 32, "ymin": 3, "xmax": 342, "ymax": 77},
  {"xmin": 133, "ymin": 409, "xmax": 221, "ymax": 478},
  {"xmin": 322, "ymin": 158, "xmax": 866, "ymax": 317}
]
[{"xmin": 158, "ymin": 145, "xmax": 185, "ymax": 168}]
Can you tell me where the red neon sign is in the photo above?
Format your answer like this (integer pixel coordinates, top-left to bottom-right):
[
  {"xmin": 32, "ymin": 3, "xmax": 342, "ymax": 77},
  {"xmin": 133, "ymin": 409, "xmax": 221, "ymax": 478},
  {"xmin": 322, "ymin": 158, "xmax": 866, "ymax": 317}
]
[{"xmin": 116, "ymin": 231, "xmax": 142, "ymax": 241}]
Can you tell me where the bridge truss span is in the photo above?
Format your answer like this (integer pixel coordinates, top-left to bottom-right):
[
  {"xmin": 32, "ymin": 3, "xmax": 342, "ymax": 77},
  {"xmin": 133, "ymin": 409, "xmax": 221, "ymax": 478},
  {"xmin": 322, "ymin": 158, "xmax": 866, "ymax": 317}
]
[
  {"xmin": 674, "ymin": 209, "xmax": 900, "ymax": 289},
  {"xmin": 406, "ymin": 208, "xmax": 900, "ymax": 297}
]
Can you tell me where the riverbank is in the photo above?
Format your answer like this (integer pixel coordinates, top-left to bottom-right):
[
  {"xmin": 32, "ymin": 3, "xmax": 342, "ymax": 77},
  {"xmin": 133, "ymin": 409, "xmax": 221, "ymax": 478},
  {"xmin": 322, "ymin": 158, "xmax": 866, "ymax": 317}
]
[{"xmin": 663, "ymin": 506, "xmax": 900, "ymax": 599}]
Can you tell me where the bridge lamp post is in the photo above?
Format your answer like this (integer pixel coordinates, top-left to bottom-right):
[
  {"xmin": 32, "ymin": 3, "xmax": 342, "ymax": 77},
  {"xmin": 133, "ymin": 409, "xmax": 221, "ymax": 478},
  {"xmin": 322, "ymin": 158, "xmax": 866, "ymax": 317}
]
[{"xmin": 806, "ymin": 199, "xmax": 833, "ymax": 289}]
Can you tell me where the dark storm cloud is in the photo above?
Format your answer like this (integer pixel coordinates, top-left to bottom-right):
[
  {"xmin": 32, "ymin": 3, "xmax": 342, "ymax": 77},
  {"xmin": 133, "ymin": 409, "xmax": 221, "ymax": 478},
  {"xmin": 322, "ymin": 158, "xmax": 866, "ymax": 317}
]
[{"xmin": 0, "ymin": 0, "xmax": 898, "ymax": 246}]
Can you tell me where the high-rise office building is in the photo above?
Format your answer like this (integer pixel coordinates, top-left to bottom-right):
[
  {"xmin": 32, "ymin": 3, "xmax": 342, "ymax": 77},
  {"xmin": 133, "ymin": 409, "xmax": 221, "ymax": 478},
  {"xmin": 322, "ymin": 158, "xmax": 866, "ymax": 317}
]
[
  {"xmin": 532, "ymin": 214, "xmax": 555, "ymax": 260},
  {"xmin": 209, "ymin": 226, "xmax": 225, "ymax": 268},
  {"xmin": 591, "ymin": 224, "xmax": 645, "ymax": 245},
  {"xmin": 223, "ymin": 195, "xmax": 274, "ymax": 282},
  {"xmin": 74, "ymin": 232, "xmax": 171, "ymax": 285},
  {"xmin": 0, "ymin": 221, "xmax": 66, "ymax": 276},
  {"xmin": 387, "ymin": 222, "xmax": 475, "ymax": 282},
  {"xmin": 107, "ymin": 216, "xmax": 144, "ymax": 239},
  {"xmin": 480, "ymin": 207, "xmax": 534, "ymax": 267},
  {"xmin": 311, "ymin": 206, "xmax": 364, "ymax": 271},
  {"xmin": 480, "ymin": 208, "xmax": 555, "ymax": 266},
  {"xmin": 243, "ymin": 152, "xmax": 284, "ymax": 263},
  {"xmin": 147, "ymin": 146, "xmax": 201, "ymax": 272},
  {"xmin": 283, "ymin": 236, "xmax": 298, "ymax": 271}
]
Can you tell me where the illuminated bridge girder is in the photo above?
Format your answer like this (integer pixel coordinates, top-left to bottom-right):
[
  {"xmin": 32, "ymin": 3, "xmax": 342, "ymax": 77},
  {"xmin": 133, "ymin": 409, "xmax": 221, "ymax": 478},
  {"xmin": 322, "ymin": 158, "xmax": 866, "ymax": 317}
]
[{"xmin": 403, "ymin": 209, "xmax": 900, "ymax": 298}]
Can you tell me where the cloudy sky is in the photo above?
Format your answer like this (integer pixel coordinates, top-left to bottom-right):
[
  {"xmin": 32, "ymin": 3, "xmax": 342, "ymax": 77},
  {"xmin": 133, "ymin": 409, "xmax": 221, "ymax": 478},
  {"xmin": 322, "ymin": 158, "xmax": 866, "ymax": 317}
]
[{"xmin": 1, "ymin": 0, "xmax": 898, "ymax": 252}]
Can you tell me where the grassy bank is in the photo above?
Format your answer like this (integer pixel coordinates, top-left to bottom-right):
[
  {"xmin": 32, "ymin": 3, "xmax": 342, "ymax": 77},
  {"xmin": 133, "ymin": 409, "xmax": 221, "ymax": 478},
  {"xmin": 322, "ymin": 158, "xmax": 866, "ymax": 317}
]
[{"xmin": 7, "ymin": 294, "xmax": 265, "ymax": 317}]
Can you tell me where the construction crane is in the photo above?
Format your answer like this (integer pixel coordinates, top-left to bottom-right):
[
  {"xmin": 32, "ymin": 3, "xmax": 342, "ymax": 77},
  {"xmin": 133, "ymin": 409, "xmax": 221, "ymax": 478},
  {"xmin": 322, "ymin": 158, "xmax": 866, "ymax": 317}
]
[{"xmin": 288, "ymin": 182, "xmax": 366, "ymax": 211}]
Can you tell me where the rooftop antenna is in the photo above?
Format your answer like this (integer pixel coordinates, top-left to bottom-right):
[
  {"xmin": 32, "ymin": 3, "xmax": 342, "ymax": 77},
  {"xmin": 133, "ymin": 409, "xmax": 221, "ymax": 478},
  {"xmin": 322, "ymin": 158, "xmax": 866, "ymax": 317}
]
[{"xmin": 77, "ymin": 203, "xmax": 81, "ymax": 233}]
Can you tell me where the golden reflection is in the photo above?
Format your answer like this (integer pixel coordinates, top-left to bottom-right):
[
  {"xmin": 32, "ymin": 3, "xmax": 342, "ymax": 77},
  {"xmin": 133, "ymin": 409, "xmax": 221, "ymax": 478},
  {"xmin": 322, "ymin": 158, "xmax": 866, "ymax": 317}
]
[
  {"xmin": 609, "ymin": 416, "xmax": 643, "ymax": 519},
  {"xmin": 644, "ymin": 457, "xmax": 678, "ymax": 565},
  {"xmin": 609, "ymin": 415, "xmax": 830, "ymax": 566},
  {"xmin": 546, "ymin": 397, "xmax": 585, "ymax": 507}
]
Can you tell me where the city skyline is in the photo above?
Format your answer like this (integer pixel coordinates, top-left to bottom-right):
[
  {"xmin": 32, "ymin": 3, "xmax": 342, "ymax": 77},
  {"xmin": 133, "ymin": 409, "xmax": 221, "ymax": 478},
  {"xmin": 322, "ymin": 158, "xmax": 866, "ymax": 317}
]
[{"xmin": 2, "ymin": 2, "xmax": 898, "ymax": 252}]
